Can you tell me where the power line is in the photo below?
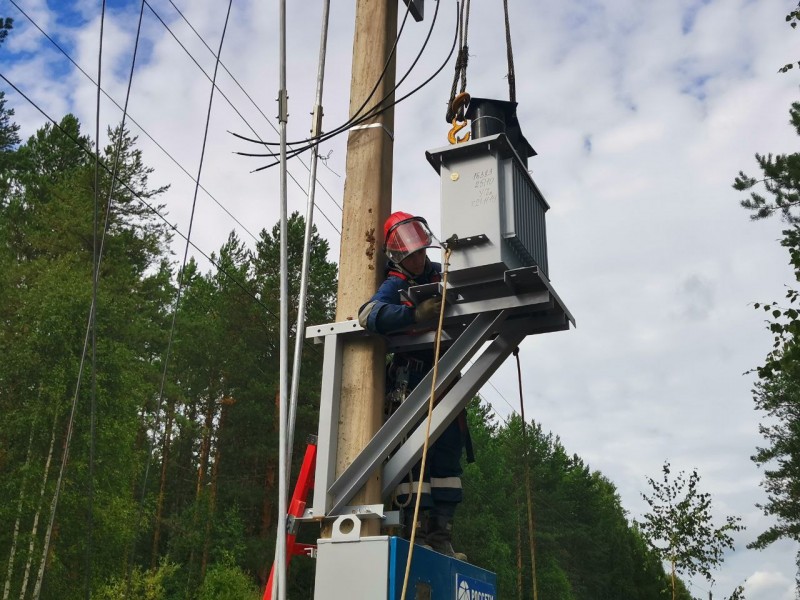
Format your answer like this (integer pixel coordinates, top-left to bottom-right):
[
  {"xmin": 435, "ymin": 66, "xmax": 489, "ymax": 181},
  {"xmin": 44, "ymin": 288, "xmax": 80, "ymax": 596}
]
[
  {"xmin": 464, "ymin": 356, "xmax": 519, "ymax": 417},
  {"xmin": 163, "ymin": 0, "xmax": 344, "ymax": 214},
  {"xmin": 141, "ymin": 0, "xmax": 342, "ymax": 234},
  {"xmin": 86, "ymin": 1, "xmax": 107, "ymax": 596},
  {"xmin": 236, "ymin": 0, "xmax": 416, "ymax": 152},
  {"xmin": 7, "ymin": 0, "xmax": 264, "ymax": 244},
  {"xmin": 234, "ymin": 0, "xmax": 459, "ymax": 171},
  {"xmin": 131, "ymin": 6, "xmax": 235, "ymax": 596},
  {"xmin": 7, "ymin": 0, "xmax": 341, "ymax": 240}
]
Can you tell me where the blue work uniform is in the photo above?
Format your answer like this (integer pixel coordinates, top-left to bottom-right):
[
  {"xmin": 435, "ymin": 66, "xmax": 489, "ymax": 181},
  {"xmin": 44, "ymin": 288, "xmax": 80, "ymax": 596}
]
[{"xmin": 358, "ymin": 258, "xmax": 473, "ymax": 513}]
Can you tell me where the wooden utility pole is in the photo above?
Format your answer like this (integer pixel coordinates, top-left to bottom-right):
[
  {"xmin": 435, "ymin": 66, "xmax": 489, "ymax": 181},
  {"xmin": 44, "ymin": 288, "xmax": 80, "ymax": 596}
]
[{"xmin": 333, "ymin": 0, "xmax": 398, "ymax": 537}]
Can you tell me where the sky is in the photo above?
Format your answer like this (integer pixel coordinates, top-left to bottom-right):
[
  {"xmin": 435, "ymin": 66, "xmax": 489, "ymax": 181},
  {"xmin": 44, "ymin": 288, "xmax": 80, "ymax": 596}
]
[{"xmin": 1, "ymin": 0, "xmax": 799, "ymax": 598}]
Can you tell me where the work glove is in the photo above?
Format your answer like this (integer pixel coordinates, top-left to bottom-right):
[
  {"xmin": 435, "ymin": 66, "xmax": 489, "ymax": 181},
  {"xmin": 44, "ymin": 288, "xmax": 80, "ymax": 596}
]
[{"xmin": 415, "ymin": 297, "xmax": 442, "ymax": 323}]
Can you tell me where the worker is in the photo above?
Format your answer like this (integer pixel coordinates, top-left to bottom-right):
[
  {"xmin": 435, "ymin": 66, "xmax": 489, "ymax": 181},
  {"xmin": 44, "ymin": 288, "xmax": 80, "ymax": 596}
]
[{"xmin": 358, "ymin": 211, "xmax": 473, "ymax": 561}]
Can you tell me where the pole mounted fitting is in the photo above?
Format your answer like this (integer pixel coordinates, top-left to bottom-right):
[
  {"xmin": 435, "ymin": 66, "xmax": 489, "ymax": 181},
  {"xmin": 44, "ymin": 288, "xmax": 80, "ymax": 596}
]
[{"xmin": 278, "ymin": 89, "xmax": 289, "ymax": 123}]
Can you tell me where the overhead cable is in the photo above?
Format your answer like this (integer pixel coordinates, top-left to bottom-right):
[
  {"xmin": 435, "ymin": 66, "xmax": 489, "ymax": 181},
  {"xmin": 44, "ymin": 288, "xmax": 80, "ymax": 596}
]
[
  {"xmin": 237, "ymin": 0, "xmax": 415, "ymax": 151},
  {"xmin": 129, "ymin": 7, "xmax": 236, "ymax": 588},
  {"xmin": 165, "ymin": 0, "xmax": 344, "ymax": 213},
  {"xmin": 239, "ymin": 0, "xmax": 459, "ymax": 171},
  {"xmin": 234, "ymin": 0, "xmax": 447, "ymax": 158},
  {"xmin": 7, "ymin": 0, "xmax": 263, "ymax": 243},
  {"xmin": 142, "ymin": 0, "xmax": 342, "ymax": 233},
  {"xmin": 86, "ymin": 1, "xmax": 107, "ymax": 596},
  {"xmin": 27, "ymin": 0, "xmax": 111, "ymax": 595}
]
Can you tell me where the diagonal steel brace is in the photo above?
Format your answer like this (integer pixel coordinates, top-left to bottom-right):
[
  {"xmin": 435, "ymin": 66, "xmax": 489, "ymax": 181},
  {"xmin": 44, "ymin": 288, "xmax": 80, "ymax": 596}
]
[
  {"xmin": 326, "ymin": 310, "xmax": 509, "ymax": 515},
  {"xmin": 381, "ymin": 325, "xmax": 528, "ymax": 499}
]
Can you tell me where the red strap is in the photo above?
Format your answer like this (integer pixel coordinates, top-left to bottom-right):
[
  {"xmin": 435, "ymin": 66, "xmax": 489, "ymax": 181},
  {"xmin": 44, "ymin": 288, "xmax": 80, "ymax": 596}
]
[{"xmin": 388, "ymin": 268, "xmax": 409, "ymax": 281}]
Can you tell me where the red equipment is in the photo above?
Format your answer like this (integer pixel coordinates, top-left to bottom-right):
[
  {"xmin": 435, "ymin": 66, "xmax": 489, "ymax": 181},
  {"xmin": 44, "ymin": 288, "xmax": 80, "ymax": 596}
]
[{"xmin": 263, "ymin": 439, "xmax": 317, "ymax": 600}]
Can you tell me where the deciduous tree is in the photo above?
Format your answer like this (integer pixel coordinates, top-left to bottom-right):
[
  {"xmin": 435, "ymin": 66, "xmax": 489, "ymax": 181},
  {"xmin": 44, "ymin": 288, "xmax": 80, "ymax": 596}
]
[{"xmin": 639, "ymin": 462, "xmax": 743, "ymax": 600}]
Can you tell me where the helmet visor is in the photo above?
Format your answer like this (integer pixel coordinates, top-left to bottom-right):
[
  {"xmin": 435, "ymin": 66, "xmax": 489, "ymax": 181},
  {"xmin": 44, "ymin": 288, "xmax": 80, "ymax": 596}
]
[{"xmin": 384, "ymin": 217, "xmax": 439, "ymax": 264}]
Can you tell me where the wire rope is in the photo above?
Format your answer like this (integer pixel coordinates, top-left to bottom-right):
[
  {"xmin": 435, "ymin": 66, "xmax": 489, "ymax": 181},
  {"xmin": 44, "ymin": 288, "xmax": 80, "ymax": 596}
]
[
  {"xmin": 502, "ymin": 0, "xmax": 516, "ymax": 102},
  {"xmin": 446, "ymin": 0, "xmax": 470, "ymax": 122},
  {"xmin": 514, "ymin": 348, "xmax": 538, "ymax": 600}
]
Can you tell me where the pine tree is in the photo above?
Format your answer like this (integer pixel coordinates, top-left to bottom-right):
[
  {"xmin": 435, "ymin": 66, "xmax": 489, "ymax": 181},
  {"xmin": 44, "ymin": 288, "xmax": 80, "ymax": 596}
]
[{"xmin": 735, "ymin": 100, "xmax": 800, "ymax": 595}]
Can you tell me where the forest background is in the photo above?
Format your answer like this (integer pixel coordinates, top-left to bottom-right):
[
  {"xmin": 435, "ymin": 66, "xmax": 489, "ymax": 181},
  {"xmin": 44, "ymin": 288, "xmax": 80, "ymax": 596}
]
[{"xmin": 0, "ymin": 101, "xmax": 697, "ymax": 599}]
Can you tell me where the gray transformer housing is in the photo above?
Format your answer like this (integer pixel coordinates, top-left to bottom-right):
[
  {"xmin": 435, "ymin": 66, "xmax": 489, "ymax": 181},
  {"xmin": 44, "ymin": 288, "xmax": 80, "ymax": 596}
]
[{"xmin": 426, "ymin": 133, "xmax": 550, "ymax": 284}]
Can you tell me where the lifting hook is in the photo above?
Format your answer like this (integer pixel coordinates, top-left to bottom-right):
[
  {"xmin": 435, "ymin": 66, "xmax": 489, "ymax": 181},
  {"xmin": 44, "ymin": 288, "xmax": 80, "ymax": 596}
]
[
  {"xmin": 448, "ymin": 118, "xmax": 470, "ymax": 145},
  {"xmin": 447, "ymin": 92, "xmax": 471, "ymax": 145}
]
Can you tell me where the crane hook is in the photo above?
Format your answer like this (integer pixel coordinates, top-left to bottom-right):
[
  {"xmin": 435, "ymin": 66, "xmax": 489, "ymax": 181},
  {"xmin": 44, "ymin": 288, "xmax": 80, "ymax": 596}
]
[
  {"xmin": 448, "ymin": 118, "xmax": 470, "ymax": 145},
  {"xmin": 447, "ymin": 92, "xmax": 471, "ymax": 145}
]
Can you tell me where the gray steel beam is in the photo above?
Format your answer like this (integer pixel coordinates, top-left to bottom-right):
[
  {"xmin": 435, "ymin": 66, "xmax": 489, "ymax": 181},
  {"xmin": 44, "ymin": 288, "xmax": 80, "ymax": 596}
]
[
  {"xmin": 382, "ymin": 325, "xmax": 528, "ymax": 498},
  {"xmin": 311, "ymin": 333, "xmax": 344, "ymax": 518},
  {"xmin": 325, "ymin": 310, "xmax": 508, "ymax": 515}
]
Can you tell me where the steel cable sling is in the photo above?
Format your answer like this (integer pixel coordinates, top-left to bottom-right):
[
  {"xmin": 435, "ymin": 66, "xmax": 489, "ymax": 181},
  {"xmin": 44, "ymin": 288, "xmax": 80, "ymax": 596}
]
[{"xmin": 444, "ymin": 0, "xmax": 518, "ymax": 139}]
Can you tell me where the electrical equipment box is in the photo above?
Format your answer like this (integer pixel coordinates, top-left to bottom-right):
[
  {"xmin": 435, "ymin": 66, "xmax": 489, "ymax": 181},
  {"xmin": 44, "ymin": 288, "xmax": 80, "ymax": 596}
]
[
  {"xmin": 426, "ymin": 133, "xmax": 549, "ymax": 285},
  {"xmin": 315, "ymin": 536, "xmax": 497, "ymax": 600}
]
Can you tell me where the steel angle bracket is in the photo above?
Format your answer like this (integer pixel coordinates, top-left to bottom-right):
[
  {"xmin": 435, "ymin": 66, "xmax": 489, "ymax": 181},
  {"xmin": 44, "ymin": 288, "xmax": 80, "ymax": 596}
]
[
  {"xmin": 445, "ymin": 233, "xmax": 490, "ymax": 250},
  {"xmin": 326, "ymin": 310, "xmax": 509, "ymax": 516},
  {"xmin": 382, "ymin": 324, "xmax": 528, "ymax": 497}
]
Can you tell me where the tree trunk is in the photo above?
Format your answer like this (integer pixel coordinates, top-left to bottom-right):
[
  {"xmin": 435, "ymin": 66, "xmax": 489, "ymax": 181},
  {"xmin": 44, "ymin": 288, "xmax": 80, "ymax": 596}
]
[
  {"xmin": 515, "ymin": 503, "xmax": 522, "ymax": 600},
  {"xmin": 150, "ymin": 398, "xmax": 175, "ymax": 569},
  {"xmin": 3, "ymin": 418, "xmax": 36, "ymax": 600},
  {"xmin": 196, "ymin": 390, "xmax": 216, "ymax": 499},
  {"xmin": 671, "ymin": 559, "xmax": 676, "ymax": 600},
  {"xmin": 201, "ymin": 397, "xmax": 231, "ymax": 578},
  {"xmin": 23, "ymin": 410, "xmax": 58, "ymax": 600},
  {"xmin": 187, "ymin": 387, "xmax": 217, "ymax": 582}
]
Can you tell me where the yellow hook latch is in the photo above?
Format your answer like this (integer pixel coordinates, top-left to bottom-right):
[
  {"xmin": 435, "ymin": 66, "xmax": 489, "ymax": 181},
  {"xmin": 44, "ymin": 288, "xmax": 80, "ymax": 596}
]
[{"xmin": 447, "ymin": 92, "xmax": 471, "ymax": 145}]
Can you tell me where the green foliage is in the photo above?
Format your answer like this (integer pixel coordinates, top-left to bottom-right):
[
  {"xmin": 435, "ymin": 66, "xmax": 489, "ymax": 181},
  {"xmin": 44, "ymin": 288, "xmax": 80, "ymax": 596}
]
[
  {"xmin": 455, "ymin": 400, "xmax": 689, "ymax": 599},
  {"xmin": 197, "ymin": 561, "xmax": 260, "ymax": 600},
  {"xmin": 780, "ymin": 2, "xmax": 800, "ymax": 73},
  {"xmin": 727, "ymin": 583, "xmax": 746, "ymax": 600},
  {"xmin": 735, "ymin": 100, "xmax": 800, "ymax": 595},
  {"xmin": 639, "ymin": 462, "xmax": 743, "ymax": 597},
  {"xmin": 734, "ymin": 103, "xmax": 800, "ymax": 223},
  {"xmin": 0, "ymin": 17, "xmax": 12, "ymax": 47},
  {"xmin": 96, "ymin": 562, "xmax": 179, "ymax": 600}
]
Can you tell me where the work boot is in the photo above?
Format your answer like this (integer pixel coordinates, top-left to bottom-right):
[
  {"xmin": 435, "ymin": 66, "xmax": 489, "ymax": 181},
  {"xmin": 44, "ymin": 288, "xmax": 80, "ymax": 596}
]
[
  {"xmin": 426, "ymin": 515, "xmax": 467, "ymax": 561},
  {"xmin": 402, "ymin": 508, "xmax": 432, "ymax": 549}
]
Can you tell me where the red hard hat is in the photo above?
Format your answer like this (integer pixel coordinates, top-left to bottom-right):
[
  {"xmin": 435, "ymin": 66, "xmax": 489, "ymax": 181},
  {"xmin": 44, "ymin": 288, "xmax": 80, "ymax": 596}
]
[
  {"xmin": 383, "ymin": 211, "xmax": 437, "ymax": 264},
  {"xmin": 383, "ymin": 211, "xmax": 415, "ymax": 240}
]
